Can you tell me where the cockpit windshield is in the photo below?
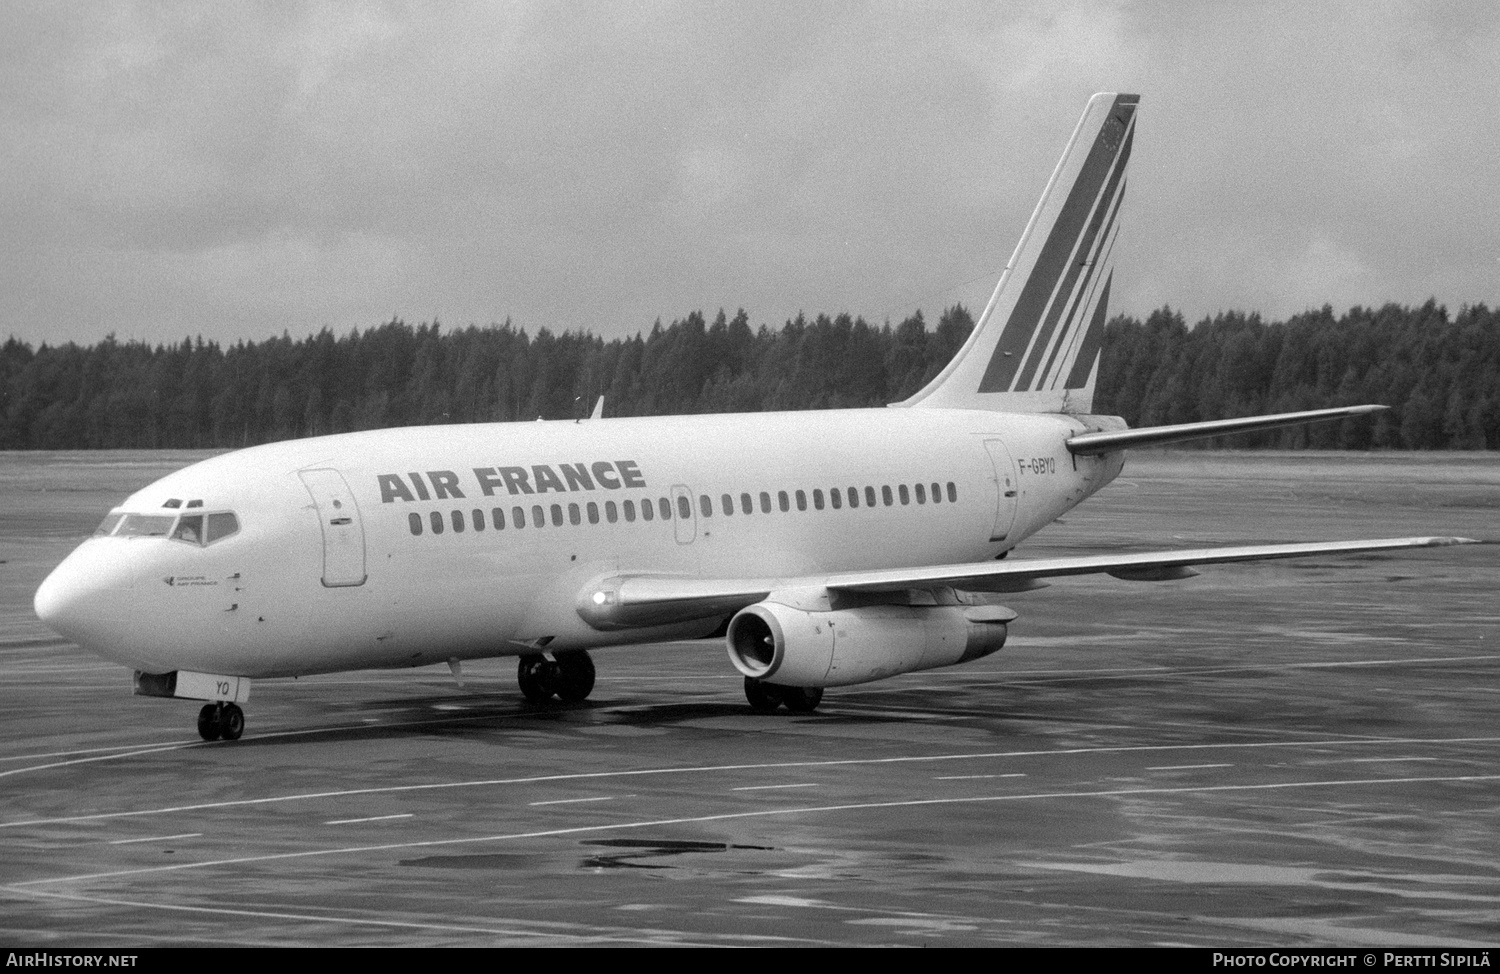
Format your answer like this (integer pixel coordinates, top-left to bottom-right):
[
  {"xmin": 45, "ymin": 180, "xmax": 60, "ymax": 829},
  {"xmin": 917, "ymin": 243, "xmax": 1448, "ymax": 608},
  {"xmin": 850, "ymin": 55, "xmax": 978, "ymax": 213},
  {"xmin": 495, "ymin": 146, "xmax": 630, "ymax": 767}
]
[
  {"xmin": 113, "ymin": 514, "xmax": 176, "ymax": 538},
  {"xmin": 95, "ymin": 510, "xmax": 240, "ymax": 546}
]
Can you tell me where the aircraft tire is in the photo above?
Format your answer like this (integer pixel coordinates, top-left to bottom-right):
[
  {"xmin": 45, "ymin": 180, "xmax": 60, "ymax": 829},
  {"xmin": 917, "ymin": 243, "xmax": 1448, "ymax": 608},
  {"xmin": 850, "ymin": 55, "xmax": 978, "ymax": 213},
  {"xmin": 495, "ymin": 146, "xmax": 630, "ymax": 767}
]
[
  {"xmin": 197, "ymin": 704, "xmax": 222, "ymax": 741},
  {"xmin": 783, "ymin": 687, "xmax": 823, "ymax": 713},
  {"xmin": 554, "ymin": 651, "xmax": 596, "ymax": 703},
  {"xmin": 517, "ymin": 656, "xmax": 556, "ymax": 703},
  {"xmin": 744, "ymin": 678, "xmax": 784, "ymax": 712},
  {"xmin": 220, "ymin": 703, "xmax": 245, "ymax": 741}
]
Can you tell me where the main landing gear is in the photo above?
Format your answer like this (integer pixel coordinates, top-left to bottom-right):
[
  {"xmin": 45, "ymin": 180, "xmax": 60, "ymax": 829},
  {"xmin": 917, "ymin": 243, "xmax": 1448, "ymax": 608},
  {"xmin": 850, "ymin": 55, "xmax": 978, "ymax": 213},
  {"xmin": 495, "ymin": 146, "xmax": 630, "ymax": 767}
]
[
  {"xmin": 517, "ymin": 650, "xmax": 596, "ymax": 704},
  {"xmin": 197, "ymin": 702, "xmax": 245, "ymax": 741},
  {"xmin": 744, "ymin": 677, "xmax": 823, "ymax": 713}
]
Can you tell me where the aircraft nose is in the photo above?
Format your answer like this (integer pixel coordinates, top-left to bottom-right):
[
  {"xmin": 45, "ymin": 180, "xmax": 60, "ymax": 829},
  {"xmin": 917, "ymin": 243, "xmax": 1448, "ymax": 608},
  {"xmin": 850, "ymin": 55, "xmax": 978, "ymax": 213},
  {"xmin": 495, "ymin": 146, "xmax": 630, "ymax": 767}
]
[{"xmin": 34, "ymin": 543, "xmax": 137, "ymax": 651}]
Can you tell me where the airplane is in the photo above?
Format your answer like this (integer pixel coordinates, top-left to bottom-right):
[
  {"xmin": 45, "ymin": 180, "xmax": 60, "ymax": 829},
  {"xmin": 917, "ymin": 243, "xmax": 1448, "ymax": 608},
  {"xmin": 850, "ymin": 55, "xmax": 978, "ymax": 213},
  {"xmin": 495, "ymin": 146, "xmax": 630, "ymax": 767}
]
[{"xmin": 33, "ymin": 92, "xmax": 1473, "ymax": 742}]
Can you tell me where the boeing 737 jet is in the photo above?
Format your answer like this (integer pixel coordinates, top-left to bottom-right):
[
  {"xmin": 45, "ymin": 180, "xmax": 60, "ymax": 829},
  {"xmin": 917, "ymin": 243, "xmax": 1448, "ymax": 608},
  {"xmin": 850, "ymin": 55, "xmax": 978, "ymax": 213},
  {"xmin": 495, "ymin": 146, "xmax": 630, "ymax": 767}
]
[{"xmin": 34, "ymin": 93, "xmax": 1472, "ymax": 741}]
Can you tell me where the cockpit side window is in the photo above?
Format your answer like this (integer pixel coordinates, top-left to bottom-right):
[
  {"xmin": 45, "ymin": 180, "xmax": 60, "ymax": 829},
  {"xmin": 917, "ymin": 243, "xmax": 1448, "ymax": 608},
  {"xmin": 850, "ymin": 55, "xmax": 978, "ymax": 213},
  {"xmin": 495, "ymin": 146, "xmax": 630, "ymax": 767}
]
[
  {"xmin": 171, "ymin": 515, "xmax": 204, "ymax": 545},
  {"xmin": 205, "ymin": 512, "xmax": 239, "ymax": 544},
  {"xmin": 94, "ymin": 512, "xmax": 125, "ymax": 536}
]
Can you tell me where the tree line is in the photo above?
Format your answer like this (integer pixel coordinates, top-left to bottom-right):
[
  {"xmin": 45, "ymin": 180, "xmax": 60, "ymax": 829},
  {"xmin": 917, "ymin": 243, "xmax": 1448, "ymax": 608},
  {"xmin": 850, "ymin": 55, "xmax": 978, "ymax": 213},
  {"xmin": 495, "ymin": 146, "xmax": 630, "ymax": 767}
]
[{"xmin": 1, "ymin": 300, "xmax": 1496, "ymax": 450}]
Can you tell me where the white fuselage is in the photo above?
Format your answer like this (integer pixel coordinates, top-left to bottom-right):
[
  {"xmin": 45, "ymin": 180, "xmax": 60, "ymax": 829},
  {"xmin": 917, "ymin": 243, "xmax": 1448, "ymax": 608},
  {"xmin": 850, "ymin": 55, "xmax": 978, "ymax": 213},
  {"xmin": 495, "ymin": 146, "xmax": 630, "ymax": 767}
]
[{"xmin": 35, "ymin": 407, "xmax": 1123, "ymax": 678}]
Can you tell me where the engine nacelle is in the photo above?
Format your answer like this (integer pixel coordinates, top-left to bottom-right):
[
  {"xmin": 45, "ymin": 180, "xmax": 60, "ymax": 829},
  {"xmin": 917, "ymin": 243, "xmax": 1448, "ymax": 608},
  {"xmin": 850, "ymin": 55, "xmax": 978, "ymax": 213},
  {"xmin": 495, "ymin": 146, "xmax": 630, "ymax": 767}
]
[{"xmin": 725, "ymin": 601, "xmax": 1013, "ymax": 688}]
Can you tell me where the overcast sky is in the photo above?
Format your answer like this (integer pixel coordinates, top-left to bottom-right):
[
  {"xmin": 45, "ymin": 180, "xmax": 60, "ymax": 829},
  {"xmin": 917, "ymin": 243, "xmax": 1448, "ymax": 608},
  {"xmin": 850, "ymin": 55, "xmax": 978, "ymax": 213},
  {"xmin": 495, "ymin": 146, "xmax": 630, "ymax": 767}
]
[{"xmin": 4, "ymin": 1, "xmax": 1498, "ymax": 348}]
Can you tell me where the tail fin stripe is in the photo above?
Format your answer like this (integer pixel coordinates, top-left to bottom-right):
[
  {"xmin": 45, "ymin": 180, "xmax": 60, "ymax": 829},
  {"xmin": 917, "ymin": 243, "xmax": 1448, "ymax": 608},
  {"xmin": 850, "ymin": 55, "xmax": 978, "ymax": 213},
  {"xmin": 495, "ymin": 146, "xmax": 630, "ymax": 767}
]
[
  {"xmin": 1011, "ymin": 117, "xmax": 1134, "ymax": 391},
  {"xmin": 1034, "ymin": 168, "xmax": 1128, "ymax": 389},
  {"xmin": 977, "ymin": 97, "xmax": 1136, "ymax": 394},
  {"xmin": 1048, "ymin": 216, "xmax": 1121, "ymax": 389},
  {"xmin": 1063, "ymin": 272, "xmax": 1112, "ymax": 390}
]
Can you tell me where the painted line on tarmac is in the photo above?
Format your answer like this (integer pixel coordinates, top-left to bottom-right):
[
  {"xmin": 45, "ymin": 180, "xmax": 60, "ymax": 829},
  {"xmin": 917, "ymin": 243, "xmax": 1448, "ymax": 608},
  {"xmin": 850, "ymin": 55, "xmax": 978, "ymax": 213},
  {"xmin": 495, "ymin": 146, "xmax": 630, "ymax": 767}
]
[
  {"xmin": 14, "ymin": 772, "xmax": 1500, "ymax": 888},
  {"xmin": 7, "ymin": 887, "xmax": 804, "ymax": 947},
  {"xmin": 529, "ymin": 797, "xmax": 616, "ymax": 807},
  {"xmin": 731, "ymin": 783, "xmax": 819, "ymax": 791},
  {"xmin": 108, "ymin": 833, "xmax": 201, "ymax": 845},
  {"xmin": 1146, "ymin": 763, "xmax": 1232, "ymax": 771},
  {"xmin": 324, "ymin": 813, "xmax": 413, "ymax": 825},
  {"xmin": 8, "ymin": 734, "xmax": 1500, "ymax": 831}
]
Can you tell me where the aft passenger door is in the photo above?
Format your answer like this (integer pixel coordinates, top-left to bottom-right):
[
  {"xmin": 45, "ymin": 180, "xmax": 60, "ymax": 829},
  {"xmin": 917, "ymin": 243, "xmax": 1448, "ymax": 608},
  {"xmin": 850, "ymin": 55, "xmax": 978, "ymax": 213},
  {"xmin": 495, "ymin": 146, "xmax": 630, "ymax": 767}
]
[
  {"xmin": 298, "ymin": 468, "xmax": 368, "ymax": 587},
  {"xmin": 982, "ymin": 439, "xmax": 1019, "ymax": 543}
]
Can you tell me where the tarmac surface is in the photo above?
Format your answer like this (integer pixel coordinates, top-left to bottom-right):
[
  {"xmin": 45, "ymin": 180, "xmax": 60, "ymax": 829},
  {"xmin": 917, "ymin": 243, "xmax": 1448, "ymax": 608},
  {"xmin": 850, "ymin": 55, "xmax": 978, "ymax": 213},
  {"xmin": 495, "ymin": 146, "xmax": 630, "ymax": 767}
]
[{"xmin": 1, "ymin": 449, "xmax": 1497, "ymax": 947}]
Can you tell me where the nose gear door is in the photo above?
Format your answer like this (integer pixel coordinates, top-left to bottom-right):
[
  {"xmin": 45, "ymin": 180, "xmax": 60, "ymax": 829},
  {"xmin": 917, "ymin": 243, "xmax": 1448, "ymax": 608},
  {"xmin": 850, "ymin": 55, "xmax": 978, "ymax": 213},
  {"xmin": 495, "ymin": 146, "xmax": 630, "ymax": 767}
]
[{"xmin": 298, "ymin": 468, "xmax": 368, "ymax": 587}]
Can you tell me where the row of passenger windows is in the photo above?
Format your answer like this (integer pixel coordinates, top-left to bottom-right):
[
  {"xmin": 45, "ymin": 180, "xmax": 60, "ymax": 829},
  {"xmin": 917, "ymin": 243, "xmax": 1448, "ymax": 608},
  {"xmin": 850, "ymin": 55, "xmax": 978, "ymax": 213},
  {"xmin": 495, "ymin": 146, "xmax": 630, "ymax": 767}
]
[{"xmin": 408, "ymin": 482, "xmax": 959, "ymax": 536}]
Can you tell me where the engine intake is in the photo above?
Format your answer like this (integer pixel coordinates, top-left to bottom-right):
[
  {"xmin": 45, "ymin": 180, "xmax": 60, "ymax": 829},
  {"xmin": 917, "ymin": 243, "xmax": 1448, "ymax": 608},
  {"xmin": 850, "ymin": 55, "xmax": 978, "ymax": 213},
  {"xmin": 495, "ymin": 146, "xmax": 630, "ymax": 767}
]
[{"xmin": 726, "ymin": 601, "xmax": 1013, "ymax": 688}]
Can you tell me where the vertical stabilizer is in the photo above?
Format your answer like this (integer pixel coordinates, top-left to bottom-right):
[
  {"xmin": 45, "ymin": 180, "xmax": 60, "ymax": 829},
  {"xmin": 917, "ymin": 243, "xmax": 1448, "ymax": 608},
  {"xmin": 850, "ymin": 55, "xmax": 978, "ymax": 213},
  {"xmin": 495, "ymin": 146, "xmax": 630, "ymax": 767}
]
[{"xmin": 901, "ymin": 92, "xmax": 1138, "ymax": 414}]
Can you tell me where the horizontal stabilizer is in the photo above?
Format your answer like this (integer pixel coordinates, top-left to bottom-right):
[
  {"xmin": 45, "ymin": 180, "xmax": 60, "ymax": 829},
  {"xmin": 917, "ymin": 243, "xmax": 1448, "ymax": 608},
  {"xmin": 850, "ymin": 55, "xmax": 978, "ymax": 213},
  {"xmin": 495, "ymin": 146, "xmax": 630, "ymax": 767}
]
[{"xmin": 1066, "ymin": 405, "xmax": 1387, "ymax": 455}]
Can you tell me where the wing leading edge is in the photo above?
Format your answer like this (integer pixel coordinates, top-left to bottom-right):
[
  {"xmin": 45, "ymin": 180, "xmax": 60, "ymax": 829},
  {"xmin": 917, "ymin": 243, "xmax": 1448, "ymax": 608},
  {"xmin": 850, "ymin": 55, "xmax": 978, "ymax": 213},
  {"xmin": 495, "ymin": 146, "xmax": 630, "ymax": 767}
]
[{"xmin": 578, "ymin": 536, "xmax": 1477, "ymax": 631}]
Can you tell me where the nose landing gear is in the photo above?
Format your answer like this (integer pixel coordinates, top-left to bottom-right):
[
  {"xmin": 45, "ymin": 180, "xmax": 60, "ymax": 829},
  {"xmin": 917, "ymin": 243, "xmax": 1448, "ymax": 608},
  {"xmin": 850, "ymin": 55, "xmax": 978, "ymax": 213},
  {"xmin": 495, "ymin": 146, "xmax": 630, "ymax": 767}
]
[{"xmin": 197, "ymin": 702, "xmax": 245, "ymax": 741}]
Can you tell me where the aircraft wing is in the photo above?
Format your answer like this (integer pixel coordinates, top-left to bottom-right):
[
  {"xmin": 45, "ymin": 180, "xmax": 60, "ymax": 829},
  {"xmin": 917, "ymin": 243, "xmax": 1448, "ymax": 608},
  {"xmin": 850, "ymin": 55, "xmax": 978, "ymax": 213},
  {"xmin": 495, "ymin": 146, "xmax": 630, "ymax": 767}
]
[{"xmin": 579, "ymin": 536, "xmax": 1476, "ymax": 630}]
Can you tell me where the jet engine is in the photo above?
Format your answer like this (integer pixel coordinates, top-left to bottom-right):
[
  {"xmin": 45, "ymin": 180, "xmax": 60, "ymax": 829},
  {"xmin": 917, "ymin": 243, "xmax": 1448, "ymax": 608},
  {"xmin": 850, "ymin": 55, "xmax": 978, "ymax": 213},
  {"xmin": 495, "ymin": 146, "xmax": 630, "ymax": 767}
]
[{"xmin": 725, "ymin": 600, "xmax": 1014, "ymax": 688}]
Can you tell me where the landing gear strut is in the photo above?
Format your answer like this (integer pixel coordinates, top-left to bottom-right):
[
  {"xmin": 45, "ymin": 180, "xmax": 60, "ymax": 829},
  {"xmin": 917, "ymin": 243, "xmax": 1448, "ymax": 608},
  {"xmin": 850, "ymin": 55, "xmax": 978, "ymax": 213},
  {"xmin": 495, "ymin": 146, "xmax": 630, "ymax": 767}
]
[
  {"xmin": 744, "ymin": 677, "xmax": 822, "ymax": 713},
  {"xmin": 197, "ymin": 702, "xmax": 245, "ymax": 741},
  {"xmin": 517, "ymin": 651, "xmax": 596, "ymax": 704}
]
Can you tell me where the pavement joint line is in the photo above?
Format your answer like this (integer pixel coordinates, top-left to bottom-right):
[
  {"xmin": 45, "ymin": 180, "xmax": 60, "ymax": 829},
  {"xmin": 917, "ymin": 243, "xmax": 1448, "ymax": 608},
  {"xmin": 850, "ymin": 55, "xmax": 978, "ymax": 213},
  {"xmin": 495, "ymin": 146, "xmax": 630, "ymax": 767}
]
[
  {"xmin": 13, "ymin": 772, "xmax": 1500, "ymax": 889},
  {"xmin": 8, "ymin": 734, "xmax": 1500, "ymax": 830}
]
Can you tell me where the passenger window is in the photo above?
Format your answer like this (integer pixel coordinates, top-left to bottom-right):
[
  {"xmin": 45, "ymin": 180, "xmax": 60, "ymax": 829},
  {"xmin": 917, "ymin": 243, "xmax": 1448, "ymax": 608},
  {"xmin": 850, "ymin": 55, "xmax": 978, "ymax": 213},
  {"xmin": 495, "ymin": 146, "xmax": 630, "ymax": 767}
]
[
  {"xmin": 660, "ymin": 498, "xmax": 672, "ymax": 520},
  {"xmin": 685, "ymin": 495, "xmax": 699, "ymax": 519},
  {"xmin": 848, "ymin": 487, "xmax": 859, "ymax": 508},
  {"xmin": 931, "ymin": 482, "xmax": 941, "ymax": 504},
  {"xmin": 760, "ymin": 492, "xmax": 771, "ymax": 514},
  {"xmin": 882, "ymin": 486, "xmax": 893, "ymax": 506},
  {"xmin": 606, "ymin": 500, "xmax": 618, "ymax": 523},
  {"xmin": 532, "ymin": 504, "xmax": 545, "ymax": 527},
  {"xmin": 899, "ymin": 485, "xmax": 910, "ymax": 505},
  {"xmin": 812, "ymin": 489, "xmax": 824, "ymax": 510},
  {"xmin": 472, "ymin": 509, "xmax": 485, "ymax": 531},
  {"xmin": 94, "ymin": 512, "xmax": 124, "ymax": 536},
  {"xmin": 492, "ymin": 508, "xmax": 506, "ymax": 529},
  {"xmin": 741, "ymin": 492, "xmax": 753, "ymax": 515},
  {"xmin": 513, "ymin": 506, "xmax": 526, "ymax": 529},
  {"xmin": 568, "ymin": 503, "xmax": 580, "ymax": 526},
  {"xmin": 829, "ymin": 488, "xmax": 841, "ymax": 509},
  {"xmin": 409, "ymin": 513, "xmax": 423, "ymax": 536},
  {"xmin": 587, "ymin": 502, "xmax": 599, "ymax": 525},
  {"xmin": 552, "ymin": 504, "xmax": 565, "ymax": 527},
  {"xmin": 778, "ymin": 491, "xmax": 789, "ymax": 513},
  {"xmin": 171, "ymin": 515, "xmax": 204, "ymax": 545},
  {"xmin": 625, "ymin": 499, "xmax": 638, "ymax": 522},
  {"xmin": 865, "ymin": 486, "xmax": 877, "ymax": 507},
  {"xmin": 430, "ymin": 511, "xmax": 444, "ymax": 535},
  {"xmin": 947, "ymin": 482, "xmax": 957, "ymax": 502},
  {"xmin": 451, "ymin": 510, "xmax": 465, "ymax": 532},
  {"xmin": 721, "ymin": 494, "xmax": 733, "ymax": 516},
  {"xmin": 641, "ymin": 499, "xmax": 653, "ymax": 521},
  {"xmin": 915, "ymin": 483, "xmax": 926, "ymax": 504},
  {"xmin": 700, "ymin": 495, "xmax": 712, "ymax": 518}
]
